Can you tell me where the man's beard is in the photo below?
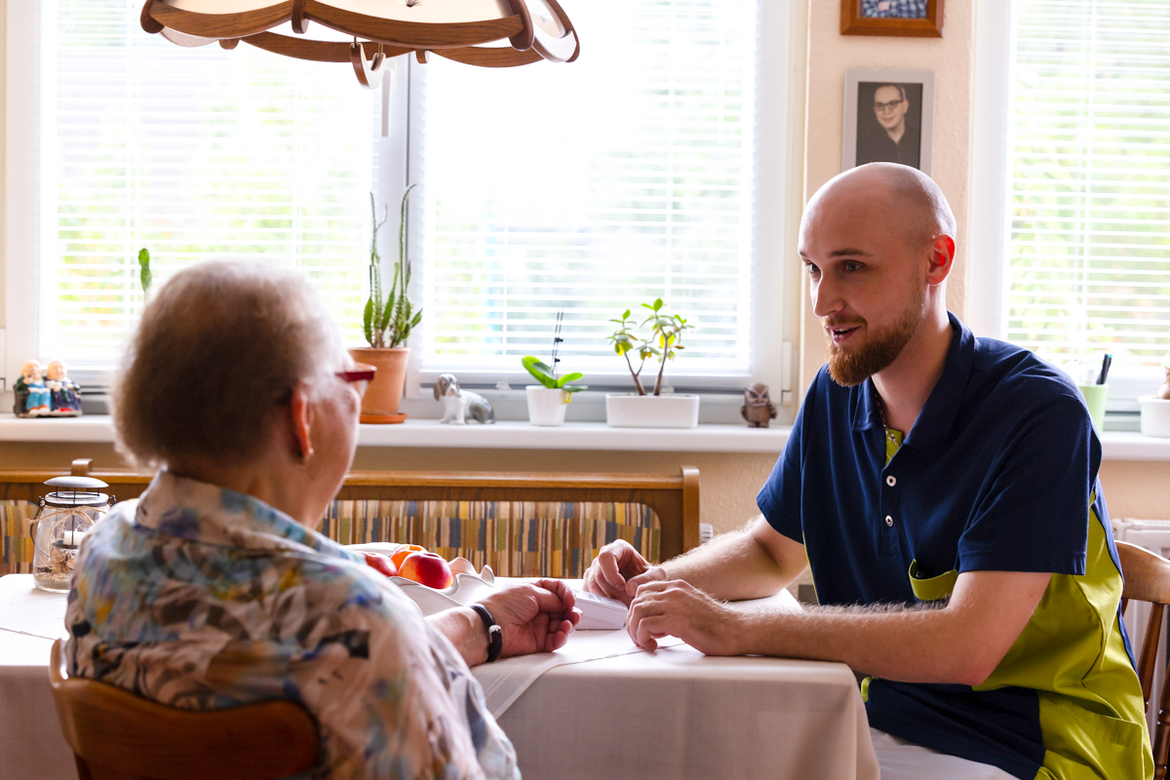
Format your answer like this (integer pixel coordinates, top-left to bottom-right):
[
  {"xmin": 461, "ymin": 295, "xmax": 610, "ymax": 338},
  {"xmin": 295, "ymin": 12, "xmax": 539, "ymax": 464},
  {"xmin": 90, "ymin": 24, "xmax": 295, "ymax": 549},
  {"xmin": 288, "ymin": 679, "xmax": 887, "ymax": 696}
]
[{"xmin": 825, "ymin": 294, "xmax": 925, "ymax": 387}]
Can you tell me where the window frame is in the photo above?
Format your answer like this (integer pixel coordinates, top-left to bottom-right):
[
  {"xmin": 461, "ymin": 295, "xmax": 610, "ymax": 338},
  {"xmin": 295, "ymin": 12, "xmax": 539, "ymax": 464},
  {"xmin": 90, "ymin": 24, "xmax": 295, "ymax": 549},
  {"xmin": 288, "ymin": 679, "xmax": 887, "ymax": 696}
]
[
  {"xmin": 395, "ymin": 0, "xmax": 802, "ymax": 409},
  {"xmin": 968, "ymin": 0, "xmax": 1165, "ymax": 414}
]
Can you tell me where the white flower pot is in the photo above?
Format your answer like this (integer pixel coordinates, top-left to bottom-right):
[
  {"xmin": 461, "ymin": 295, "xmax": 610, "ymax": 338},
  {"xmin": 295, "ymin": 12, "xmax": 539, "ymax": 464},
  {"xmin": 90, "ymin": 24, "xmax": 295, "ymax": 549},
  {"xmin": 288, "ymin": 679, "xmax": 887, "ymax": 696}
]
[
  {"xmin": 605, "ymin": 393, "xmax": 700, "ymax": 429},
  {"xmin": 1139, "ymin": 396, "xmax": 1170, "ymax": 438},
  {"xmin": 526, "ymin": 386, "xmax": 571, "ymax": 426}
]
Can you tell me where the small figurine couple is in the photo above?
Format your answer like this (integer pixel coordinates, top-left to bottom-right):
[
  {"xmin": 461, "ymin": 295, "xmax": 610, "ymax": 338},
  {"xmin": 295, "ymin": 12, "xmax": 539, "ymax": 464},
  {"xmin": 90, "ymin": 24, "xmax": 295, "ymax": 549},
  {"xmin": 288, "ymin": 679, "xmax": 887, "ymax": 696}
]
[{"xmin": 13, "ymin": 360, "xmax": 82, "ymax": 417}]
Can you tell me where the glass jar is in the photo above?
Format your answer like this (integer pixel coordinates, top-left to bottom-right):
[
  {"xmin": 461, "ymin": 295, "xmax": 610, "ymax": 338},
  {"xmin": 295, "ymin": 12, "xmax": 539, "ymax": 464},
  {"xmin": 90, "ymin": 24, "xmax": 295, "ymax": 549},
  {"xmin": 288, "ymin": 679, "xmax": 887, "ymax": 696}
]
[{"xmin": 31, "ymin": 476, "xmax": 113, "ymax": 593}]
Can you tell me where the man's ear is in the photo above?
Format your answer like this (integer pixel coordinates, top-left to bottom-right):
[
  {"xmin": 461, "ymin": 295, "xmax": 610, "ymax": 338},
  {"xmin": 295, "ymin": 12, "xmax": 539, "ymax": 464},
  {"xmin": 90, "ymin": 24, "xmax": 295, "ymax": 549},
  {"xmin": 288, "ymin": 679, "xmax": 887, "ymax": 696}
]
[
  {"xmin": 288, "ymin": 383, "xmax": 314, "ymax": 462},
  {"xmin": 925, "ymin": 234, "xmax": 956, "ymax": 286}
]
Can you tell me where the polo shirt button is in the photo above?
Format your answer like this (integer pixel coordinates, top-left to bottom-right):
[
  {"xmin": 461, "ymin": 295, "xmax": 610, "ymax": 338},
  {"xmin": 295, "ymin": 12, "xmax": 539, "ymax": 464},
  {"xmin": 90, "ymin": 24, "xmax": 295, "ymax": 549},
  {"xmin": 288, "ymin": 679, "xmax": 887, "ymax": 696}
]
[
  {"xmin": 886, "ymin": 475, "xmax": 896, "ymax": 487},
  {"xmin": 885, "ymin": 515, "xmax": 894, "ymax": 527}
]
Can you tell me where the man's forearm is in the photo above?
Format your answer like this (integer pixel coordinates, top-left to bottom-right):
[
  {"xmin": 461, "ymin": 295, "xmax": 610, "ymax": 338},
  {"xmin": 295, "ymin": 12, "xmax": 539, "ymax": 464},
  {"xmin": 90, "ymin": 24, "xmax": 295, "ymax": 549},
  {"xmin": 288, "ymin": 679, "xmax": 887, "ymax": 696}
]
[
  {"xmin": 722, "ymin": 569, "xmax": 1053, "ymax": 685},
  {"xmin": 661, "ymin": 517, "xmax": 804, "ymax": 601},
  {"xmin": 734, "ymin": 602, "xmax": 977, "ymax": 683}
]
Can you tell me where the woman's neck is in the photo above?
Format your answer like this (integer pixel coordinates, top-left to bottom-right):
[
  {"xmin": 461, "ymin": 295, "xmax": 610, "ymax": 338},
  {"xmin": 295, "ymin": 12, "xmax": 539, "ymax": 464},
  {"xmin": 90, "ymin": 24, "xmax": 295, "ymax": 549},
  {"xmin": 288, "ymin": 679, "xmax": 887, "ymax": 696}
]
[{"xmin": 167, "ymin": 450, "xmax": 313, "ymax": 527}]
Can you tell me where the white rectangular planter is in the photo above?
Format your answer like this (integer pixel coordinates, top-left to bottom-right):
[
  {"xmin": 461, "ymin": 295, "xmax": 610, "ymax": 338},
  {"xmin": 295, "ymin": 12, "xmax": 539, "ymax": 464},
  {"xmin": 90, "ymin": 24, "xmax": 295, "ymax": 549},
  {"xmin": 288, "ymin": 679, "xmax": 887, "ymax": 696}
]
[
  {"xmin": 605, "ymin": 393, "xmax": 700, "ymax": 429},
  {"xmin": 1139, "ymin": 396, "xmax": 1170, "ymax": 438}
]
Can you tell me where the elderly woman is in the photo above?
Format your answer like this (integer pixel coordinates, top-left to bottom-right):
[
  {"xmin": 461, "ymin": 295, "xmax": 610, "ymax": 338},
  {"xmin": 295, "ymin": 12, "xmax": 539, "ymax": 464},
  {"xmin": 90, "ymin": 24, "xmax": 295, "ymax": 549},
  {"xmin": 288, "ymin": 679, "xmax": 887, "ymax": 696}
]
[{"xmin": 63, "ymin": 259, "xmax": 580, "ymax": 779}]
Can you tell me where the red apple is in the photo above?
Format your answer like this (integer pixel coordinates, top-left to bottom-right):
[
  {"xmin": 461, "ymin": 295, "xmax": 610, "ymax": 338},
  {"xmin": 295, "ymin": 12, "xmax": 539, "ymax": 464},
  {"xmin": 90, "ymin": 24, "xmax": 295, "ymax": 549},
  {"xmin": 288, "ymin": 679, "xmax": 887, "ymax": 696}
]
[
  {"xmin": 396, "ymin": 551, "xmax": 454, "ymax": 590},
  {"xmin": 364, "ymin": 552, "xmax": 398, "ymax": 579},
  {"xmin": 390, "ymin": 544, "xmax": 427, "ymax": 569}
]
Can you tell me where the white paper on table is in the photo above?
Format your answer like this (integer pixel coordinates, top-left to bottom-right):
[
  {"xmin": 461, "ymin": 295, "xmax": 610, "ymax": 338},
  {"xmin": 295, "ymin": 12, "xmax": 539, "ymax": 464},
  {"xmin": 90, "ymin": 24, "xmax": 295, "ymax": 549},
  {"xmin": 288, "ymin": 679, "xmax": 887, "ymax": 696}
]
[{"xmin": 472, "ymin": 629, "xmax": 683, "ymax": 717}]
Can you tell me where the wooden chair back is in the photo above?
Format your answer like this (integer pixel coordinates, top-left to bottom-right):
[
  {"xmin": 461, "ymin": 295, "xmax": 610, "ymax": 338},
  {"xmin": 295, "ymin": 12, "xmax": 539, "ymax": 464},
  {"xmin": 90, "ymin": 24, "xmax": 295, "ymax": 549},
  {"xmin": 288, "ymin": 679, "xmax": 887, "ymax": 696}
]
[
  {"xmin": 1117, "ymin": 540, "xmax": 1170, "ymax": 777},
  {"xmin": 48, "ymin": 639, "xmax": 318, "ymax": 780}
]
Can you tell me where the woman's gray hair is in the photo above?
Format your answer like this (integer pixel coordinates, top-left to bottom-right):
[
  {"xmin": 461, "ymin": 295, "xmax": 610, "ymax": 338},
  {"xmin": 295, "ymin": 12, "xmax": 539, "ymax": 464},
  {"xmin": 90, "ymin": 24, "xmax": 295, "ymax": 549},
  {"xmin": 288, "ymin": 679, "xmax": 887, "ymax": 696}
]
[{"xmin": 112, "ymin": 258, "xmax": 344, "ymax": 469}]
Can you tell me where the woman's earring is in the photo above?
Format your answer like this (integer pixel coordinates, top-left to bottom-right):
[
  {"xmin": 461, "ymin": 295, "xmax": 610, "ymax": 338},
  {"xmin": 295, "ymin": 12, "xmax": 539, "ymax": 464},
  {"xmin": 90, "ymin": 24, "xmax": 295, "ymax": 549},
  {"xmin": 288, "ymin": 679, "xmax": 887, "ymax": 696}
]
[{"xmin": 301, "ymin": 446, "xmax": 315, "ymax": 465}]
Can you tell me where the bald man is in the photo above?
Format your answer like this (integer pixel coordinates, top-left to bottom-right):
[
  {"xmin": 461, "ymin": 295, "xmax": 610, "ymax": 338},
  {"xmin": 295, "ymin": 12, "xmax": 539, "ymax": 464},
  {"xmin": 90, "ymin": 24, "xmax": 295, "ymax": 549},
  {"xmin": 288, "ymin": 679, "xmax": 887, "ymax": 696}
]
[{"xmin": 584, "ymin": 164, "xmax": 1151, "ymax": 780}]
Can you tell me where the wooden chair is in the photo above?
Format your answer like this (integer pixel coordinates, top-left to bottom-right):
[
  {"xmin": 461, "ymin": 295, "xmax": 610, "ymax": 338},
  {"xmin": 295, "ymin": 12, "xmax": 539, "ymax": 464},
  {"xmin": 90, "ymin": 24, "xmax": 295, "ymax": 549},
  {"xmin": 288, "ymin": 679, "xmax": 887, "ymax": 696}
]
[
  {"xmin": 48, "ymin": 639, "xmax": 318, "ymax": 780},
  {"xmin": 1117, "ymin": 540, "xmax": 1170, "ymax": 777}
]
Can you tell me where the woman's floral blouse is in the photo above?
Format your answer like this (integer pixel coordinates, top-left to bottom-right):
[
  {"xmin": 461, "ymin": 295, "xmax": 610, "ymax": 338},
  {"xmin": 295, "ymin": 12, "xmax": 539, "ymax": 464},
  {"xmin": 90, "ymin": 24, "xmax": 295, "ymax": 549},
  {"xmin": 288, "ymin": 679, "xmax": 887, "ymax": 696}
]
[{"xmin": 64, "ymin": 471, "xmax": 519, "ymax": 780}]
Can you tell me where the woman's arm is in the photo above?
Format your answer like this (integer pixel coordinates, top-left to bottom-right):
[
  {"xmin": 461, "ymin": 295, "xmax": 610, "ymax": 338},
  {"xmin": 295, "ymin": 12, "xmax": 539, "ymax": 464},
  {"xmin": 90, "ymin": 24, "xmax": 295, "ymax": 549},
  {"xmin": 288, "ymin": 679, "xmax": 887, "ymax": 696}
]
[{"xmin": 427, "ymin": 579, "xmax": 582, "ymax": 668}]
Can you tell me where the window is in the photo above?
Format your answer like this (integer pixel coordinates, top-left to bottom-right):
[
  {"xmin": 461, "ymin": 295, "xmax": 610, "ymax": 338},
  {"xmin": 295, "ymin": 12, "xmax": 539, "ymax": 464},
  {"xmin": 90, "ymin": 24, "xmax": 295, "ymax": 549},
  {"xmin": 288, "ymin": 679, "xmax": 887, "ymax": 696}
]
[
  {"xmin": 32, "ymin": 0, "xmax": 379, "ymax": 376},
  {"xmin": 6, "ymin": 1, "xmax": 795, "ymax": 407},
  {"xmin": 1005, "ymin": 0, "xmax": 1170, "ymax": 401},
  {"xmin": 408, "ymin": 0, "xmax": 760, "ymax": 388}
]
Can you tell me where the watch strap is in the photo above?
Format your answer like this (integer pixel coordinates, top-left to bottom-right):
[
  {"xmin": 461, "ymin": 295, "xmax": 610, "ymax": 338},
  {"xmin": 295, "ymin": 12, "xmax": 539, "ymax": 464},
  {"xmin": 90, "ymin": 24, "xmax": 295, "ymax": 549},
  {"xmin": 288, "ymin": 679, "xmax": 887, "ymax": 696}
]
[{"xmin": 470, "ymin": 603, "xmax": 503, "ymax": 663}]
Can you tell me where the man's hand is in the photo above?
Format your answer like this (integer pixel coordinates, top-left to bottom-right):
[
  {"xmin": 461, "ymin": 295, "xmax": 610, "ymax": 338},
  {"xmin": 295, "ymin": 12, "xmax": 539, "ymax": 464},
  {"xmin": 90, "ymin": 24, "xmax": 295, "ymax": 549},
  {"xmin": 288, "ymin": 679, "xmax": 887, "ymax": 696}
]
[
  {"xmin": 478, "ymin": 579, "xmax": 582, "ymax": 658},
  {"xmin": 583, "ymin": 539, "xmax": 668, "ymax": 606},
  {"xmin": 626, "ymin": 580, "xmax": 745, "ymax": 655}
]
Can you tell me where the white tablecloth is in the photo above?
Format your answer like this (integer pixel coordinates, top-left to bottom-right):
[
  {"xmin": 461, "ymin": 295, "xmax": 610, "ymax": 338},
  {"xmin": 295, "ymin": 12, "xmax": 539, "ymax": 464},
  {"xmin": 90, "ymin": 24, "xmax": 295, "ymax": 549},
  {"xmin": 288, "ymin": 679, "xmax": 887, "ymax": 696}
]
[
  {"xmin": 0, "ymin": 576, "xmax": 74, "ymax": 780},
  {"xmin": 0, "ymin": 574, "xmax": 878, "ymax": 780},
  {"xmin": 498, "ymin": 645, "xmax": 878, "ymax": 780}
]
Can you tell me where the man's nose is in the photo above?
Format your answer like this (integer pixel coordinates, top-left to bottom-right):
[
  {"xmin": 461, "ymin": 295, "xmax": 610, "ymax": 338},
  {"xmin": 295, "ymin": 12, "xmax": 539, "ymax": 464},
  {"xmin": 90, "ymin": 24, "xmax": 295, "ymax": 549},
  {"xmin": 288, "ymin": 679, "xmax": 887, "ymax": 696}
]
[{"xmin": 811, "ymin": 275, "xmax": 843, "ymax": 319}]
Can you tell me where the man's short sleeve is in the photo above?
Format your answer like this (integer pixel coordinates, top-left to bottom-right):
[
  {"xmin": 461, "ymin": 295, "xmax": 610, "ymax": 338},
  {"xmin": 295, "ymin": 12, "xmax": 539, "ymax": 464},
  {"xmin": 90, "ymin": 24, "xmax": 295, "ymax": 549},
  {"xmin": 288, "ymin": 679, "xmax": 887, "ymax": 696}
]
[
  {"xmin": 757, "ymin": 391, "xmax": 810, "ymax": 544},
  {"xmin": 957, "ymin": 392, "xmax": 1097, "ymax": 575}
]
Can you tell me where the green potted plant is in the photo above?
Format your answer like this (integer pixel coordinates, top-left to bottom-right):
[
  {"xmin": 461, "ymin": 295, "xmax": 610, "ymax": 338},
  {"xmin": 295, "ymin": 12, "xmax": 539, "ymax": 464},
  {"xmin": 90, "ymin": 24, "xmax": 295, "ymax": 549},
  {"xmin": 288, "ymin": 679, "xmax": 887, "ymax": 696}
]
[
  {"xmin": 521, "ymin": 312, "xmax": 586, "ymax": 426},
  {"xmin": 606, "ymin": 299, "xmax": 699, "ymax": 428},
  {"xmin": 349, "ymin": 186, "xmax": 422, "ymax": 424}
]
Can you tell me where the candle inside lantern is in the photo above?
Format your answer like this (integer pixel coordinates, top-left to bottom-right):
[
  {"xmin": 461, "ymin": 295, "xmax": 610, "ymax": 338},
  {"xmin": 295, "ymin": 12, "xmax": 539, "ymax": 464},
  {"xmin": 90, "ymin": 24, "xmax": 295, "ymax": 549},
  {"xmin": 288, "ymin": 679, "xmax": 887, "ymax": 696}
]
[{"xmin": 61, "ymin": 529, "xmax": 87, "ymax": 547}]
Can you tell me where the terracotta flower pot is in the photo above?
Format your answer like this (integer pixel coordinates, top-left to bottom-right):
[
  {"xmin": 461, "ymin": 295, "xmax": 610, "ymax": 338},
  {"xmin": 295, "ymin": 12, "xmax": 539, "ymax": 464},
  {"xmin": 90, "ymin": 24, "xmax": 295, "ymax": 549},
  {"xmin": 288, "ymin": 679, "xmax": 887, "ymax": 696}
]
[{"xmin": 349, "ymin": 347, "xmax": 410, "ymax": 424}]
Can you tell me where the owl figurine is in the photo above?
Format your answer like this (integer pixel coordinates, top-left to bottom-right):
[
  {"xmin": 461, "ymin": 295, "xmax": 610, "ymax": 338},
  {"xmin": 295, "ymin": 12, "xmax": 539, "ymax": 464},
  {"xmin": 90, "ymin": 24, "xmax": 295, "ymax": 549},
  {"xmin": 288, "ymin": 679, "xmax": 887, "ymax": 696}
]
[{"xmin": 741, "ymin": 382, "xmax": 777, "ymax": 428}]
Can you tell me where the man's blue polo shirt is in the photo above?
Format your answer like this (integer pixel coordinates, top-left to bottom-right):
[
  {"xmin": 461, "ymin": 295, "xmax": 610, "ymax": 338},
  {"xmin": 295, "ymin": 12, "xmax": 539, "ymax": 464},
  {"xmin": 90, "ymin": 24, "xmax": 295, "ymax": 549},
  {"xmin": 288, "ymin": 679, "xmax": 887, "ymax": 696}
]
[{"xmin": 757, "ymin": 313, "xmax": 1150, "ymax": 779}]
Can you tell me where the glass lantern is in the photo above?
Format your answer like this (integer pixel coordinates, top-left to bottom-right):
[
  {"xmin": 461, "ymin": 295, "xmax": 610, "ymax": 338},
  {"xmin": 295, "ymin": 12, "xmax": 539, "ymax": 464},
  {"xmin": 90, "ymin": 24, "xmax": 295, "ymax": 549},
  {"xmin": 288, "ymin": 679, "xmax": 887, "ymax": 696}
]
[{"xmin": 31, "ymin": 476, "xmax": 114, "ymax": 593}]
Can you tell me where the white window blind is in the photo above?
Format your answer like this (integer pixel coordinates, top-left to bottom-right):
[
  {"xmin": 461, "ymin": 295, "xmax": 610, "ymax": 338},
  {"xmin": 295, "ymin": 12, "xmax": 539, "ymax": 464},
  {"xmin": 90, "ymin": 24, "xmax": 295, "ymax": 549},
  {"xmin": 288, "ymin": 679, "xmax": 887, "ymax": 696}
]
[
  {"xmin": 409, "ymin": 0, "xmax": 758, "ymax": 384},
  {"xmin": 1008, "ymin": 0, "xmax": 1170, "ymax": 372},
  {"xmin": 41, "ymin": 0, "xmax": 377, "ymax": 370}
]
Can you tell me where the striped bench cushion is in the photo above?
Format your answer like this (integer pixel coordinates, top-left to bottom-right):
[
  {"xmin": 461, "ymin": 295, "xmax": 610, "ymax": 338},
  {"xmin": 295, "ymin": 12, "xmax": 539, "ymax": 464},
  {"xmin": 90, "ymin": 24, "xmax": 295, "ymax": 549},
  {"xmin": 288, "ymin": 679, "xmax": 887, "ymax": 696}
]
[
  {"xmin": 1, "ymin": 499, "xmax": 661, "ymax": 578},
  {"xmin": 1, "ymin": 501, "xmax": 37, "ymax": 575},
  {"xmin": 322, "ymin": 499, "xmax": 660, "ymax": 578}
]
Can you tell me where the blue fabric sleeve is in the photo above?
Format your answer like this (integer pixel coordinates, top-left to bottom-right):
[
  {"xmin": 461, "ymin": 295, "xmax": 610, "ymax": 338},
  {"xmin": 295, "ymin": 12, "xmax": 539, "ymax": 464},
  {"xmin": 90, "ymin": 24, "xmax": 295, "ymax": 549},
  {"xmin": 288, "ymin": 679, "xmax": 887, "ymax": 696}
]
[
  {"xmin": 957, "ymin": 392, "xmax": 1095, "ymax": 575},
  {"xmin": 757, "ymin": 385, "xmax": 812, "ymax": 544}
]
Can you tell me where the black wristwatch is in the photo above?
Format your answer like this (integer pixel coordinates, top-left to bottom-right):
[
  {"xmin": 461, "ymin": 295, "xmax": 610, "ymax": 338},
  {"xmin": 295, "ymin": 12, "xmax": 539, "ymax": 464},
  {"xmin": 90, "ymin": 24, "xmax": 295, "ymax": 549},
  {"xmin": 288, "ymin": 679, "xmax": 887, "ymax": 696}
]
[{"xmin": 470, "ymin": 604, "xmax": 503, "ymax": 663}]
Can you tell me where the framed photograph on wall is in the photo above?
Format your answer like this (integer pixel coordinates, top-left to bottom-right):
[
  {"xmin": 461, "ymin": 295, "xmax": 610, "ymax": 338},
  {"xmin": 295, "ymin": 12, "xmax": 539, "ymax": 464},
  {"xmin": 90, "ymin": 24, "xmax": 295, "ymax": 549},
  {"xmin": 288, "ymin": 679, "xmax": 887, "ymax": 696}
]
[
  {"xmin": 842, "ymin": 69, "xmax": 935, "ymax": 175},
  {"xmin": 840, "ymin": 0, "xmax": 944, "ymax": 37}
]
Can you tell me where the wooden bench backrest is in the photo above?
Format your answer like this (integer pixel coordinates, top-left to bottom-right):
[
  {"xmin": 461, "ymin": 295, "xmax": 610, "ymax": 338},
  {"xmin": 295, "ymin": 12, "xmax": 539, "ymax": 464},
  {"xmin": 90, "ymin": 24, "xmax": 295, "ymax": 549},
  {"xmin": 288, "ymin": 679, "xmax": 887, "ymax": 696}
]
[{"xmin": 0, "ymin": 465, "xmax": 699, "ymax": 574}]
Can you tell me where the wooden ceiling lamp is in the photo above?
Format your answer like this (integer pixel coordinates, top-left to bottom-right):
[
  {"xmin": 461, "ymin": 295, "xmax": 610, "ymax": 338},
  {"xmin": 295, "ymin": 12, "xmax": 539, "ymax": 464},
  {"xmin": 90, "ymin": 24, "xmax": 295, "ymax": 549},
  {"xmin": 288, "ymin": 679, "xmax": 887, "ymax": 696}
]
[{"xmin": 139, "ymin": 0, "xmax": 580, "ymax": 88}]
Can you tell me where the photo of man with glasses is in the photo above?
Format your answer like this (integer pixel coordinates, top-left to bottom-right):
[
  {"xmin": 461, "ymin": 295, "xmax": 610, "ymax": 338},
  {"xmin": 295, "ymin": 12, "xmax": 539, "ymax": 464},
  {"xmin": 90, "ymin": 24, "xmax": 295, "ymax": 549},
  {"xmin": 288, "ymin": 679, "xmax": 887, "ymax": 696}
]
[{"xmin": 856, "ymin": 82, "xmax": 922, "ymax": 169}]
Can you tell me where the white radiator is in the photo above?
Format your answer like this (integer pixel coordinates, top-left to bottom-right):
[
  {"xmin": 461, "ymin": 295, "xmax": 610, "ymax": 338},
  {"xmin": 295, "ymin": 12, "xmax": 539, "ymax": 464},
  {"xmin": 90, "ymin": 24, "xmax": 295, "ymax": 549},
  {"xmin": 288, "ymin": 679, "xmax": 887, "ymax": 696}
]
[{"xmin": 1112, "ymin": 517, "xmax": 1170, "ymax": 737}]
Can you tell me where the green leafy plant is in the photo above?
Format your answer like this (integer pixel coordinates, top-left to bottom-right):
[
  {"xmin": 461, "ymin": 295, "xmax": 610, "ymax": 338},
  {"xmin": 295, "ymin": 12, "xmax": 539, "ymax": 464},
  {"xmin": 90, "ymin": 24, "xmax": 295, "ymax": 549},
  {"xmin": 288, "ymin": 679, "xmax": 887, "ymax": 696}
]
[
  {"xmin": 363, "ymin": 186, "xmax": 422, "ymax": 348},
  {"xmin": 137, "ymin": 248, "xmax": 152, "ymax": 296},
  {"xmin": 522, "ymin": 357, "xmax": 586, "ymax": 392},
  {"xmin": 608, "ymin": 298, "xmax": 693, "ymax": 396},
  {"xmin": 522, "ymin": 311, "xmax": 587, "ymax": 395}
]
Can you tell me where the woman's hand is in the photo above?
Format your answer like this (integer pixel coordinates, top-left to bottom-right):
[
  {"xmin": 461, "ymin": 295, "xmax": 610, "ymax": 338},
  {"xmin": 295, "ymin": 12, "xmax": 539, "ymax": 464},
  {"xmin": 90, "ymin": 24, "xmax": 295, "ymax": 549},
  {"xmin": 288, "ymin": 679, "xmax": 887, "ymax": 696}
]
[
  {"xmin": 583, "ymin": 539, "xmax": 667, "ymax": 606},
  {"xmin": 478, "ymin": 579, "xmax": 582, "ymax": 659}
]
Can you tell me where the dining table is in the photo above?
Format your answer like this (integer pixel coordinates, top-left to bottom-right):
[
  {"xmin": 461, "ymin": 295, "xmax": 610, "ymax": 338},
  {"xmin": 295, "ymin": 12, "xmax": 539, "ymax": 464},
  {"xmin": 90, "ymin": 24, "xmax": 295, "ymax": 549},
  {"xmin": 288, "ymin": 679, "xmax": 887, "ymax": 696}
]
[{"xmin": 0, "ymin": 573, "xmax": 879, "ymax": 780}]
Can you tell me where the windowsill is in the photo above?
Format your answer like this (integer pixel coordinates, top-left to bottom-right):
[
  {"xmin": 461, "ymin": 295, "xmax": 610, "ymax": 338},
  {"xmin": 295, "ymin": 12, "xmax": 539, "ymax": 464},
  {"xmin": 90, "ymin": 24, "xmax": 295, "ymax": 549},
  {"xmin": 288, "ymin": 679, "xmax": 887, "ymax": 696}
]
[
  {"xmin": 3, "ymin": 413, "xmax": 1170, "ymax": 459},
  {"xmin": 0, "ymin": 414, "xmax": 791, "ymax": 454}
]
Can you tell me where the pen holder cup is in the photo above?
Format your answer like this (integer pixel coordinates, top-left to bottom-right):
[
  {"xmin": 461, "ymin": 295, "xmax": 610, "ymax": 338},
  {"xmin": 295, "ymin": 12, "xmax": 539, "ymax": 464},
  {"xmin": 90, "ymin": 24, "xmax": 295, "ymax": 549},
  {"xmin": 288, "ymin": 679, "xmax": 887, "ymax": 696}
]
[{"xmin": 1076, "ymin": 384, "xmax": 1108, "ymax": 432}]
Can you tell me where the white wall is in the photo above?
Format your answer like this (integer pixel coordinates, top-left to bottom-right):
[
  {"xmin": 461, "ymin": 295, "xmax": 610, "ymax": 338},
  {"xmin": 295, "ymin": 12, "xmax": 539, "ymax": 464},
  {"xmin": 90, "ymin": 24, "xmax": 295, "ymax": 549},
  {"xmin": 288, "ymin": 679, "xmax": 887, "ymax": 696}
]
[{"xmin": 798, "ymin": 1, "xmax": 976, "ymax": 391}]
